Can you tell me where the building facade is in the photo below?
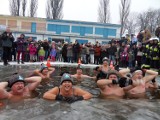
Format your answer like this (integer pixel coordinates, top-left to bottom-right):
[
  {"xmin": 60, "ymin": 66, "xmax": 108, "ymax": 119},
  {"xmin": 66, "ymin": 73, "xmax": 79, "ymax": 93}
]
[{"xmin": 0, "ymin": 15, "xmax": 121, "ymax": 44}]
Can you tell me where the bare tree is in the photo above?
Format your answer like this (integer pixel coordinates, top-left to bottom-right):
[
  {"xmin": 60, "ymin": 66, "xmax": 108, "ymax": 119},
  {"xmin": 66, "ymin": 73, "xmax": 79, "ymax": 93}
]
[
  {"xmin": 147, "ymin": 9, "xmax": 157, "ymax": 34},
  {"xmin": 137, "ymin": 12, "xmax": 149, "ymax": 30},
  {"xmin": 21, "ymin": 0, "xmax": 27, "ymax": 16},
  {"xmin": 29, "ymin": 0, "xmax": 38, "ymax": 17},
  {"xmin": 46, "ymin": 0, "xmax": 63, "ymax": 19},
  {"xmin": 137, "ymin": 9, "xmax": 159, "ymax": 34},
  {"xmin": 156, "ymin": 9, "xmax": 160, "ymax": 26},
  {"xmin": 98, "ymin": 0, "xmax": 110, "ymax": 23},
  {"xmin": 46, "ymin": 0, "xmax": 51, "ymax": 19},
  {"xmin": 119, "ymin": 0, "xmax": 131, "ymax": 36},
  {"xmin": 9, "ymin": 0, "xmax": 21, "ymax": 16},
  {"xmin": 124, "ymin": 12, "xmax": 138, "ymax": 35}
]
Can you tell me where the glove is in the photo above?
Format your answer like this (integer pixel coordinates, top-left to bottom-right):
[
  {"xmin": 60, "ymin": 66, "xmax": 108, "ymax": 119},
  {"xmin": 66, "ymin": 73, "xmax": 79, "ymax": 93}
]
[
  {"xmin": 55, "ymin": 94, "xmax": 64, "ymax": 101},
  {"xmin": 112, "ymin": 79, "xmax": 119, "ymax": 84},
  {"xmin": 118, "ymin": 77, "xmax": 127, "ymax": 87},
  {"xmin": 151, "ymin": 78, "xmax": 156, "ymax": 83},
  {"xmin": 65, "ymin": 96, "xmax": 84, "ymax": 103},
  {"xmin": 118, "ymin": 77, "xmax": 133, "ymax": 87}
]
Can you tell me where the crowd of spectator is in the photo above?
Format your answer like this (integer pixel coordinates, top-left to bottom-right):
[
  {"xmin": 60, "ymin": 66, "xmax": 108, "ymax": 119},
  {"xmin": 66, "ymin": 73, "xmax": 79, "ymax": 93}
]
[{"xmin": 0, "ymin": 27, "xmax": 160, "ymax": 74}]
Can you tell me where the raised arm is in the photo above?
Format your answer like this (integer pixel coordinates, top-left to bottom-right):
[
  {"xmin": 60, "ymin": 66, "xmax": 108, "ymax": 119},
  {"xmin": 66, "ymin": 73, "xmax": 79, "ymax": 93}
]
[
  {"xmin": 119, "ymin": 69, "xmax": 130, "ymax": 77},
  {"xmin": 33, "ymin": 70, "xmax": 46, "ymax": 79},
  {"xmin": 0, "ymin": 82, "xmax": 9, "ymax": 99},
  {"xmin": 143, "ymin": 70, "xmax": 158, "ymax": 83},
  {"xmin": 25, "ymin": 76, "xmax": 42, "ymax": 91},
  {"xmin": 48, "ymin": 67, "xmax": 56, "ymax": 76},
  {"xmin": 97, "ymin": 79, "xmax": 112, "ymax": 90}
]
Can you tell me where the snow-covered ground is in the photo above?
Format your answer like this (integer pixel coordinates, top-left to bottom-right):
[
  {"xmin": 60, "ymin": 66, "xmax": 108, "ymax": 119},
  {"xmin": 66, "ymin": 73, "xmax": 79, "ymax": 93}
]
[{"xmin": 0, "ymin": 61, "xmax": 99, "ymax": 68}]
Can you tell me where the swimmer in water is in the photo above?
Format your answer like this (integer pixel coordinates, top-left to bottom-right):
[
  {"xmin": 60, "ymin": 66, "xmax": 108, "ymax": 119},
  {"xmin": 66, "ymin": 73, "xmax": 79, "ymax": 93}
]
[
  {"xmin": 0, "ymin": 73, "xmax": 42, "ymax": 102},
  {"xmin": 43, "ymin": 73, "xmax": 92, "ymax": 103},
  {"xmin": 99, "ymin": 57, "xmax": 112, "ymax": 73},
  {"xmin": 119, "ymin": 68, "xmax": 158, "ymax": 99},
  {"xmin": 94, "ymin": 66, "xmax": 108, "ymax": 81},
  {"xmin": 97, "ymin": 70, "xmax": 127, "ymax": 99},
  {"xmin": 29, "ymin": 63, "xmax": 55, "ymax": 85},
  {"xmin": 71, "ymin": 65, "xmax": 96, "ymax": 82}
]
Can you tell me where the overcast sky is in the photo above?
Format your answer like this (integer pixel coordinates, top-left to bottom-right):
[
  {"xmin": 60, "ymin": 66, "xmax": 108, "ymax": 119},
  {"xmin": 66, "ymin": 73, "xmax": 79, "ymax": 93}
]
[{"xmin": 0, "ymin": 0, "xmax": 160, "ymax": 24}]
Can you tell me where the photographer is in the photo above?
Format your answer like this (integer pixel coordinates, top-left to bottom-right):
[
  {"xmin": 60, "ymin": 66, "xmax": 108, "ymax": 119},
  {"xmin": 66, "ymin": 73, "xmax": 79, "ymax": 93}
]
[{"xmin": 1, "ymin": 28, "xmax": 14, "ymax": 66}]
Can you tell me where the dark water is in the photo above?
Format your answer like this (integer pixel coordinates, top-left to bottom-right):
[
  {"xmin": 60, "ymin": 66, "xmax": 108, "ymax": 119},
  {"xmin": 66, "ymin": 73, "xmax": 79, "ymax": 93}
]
[{"xmin": 0, "ymin": 65, "xmax": 160, "ymax": 120}]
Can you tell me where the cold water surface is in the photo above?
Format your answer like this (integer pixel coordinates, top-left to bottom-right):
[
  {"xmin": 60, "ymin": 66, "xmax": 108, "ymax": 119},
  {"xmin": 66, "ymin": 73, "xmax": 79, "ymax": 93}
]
[{"xmin": 0, "ymin": 65, "xmax": 160, "ymax": 120}]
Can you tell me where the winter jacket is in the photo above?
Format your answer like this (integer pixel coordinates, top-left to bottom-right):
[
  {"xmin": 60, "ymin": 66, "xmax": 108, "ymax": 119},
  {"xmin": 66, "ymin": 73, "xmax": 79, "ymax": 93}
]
[
  {"xmin": 1, "ymin": 32, "xmax": 14, "ymax": 47},
  {"xmin": 38, "ymin": 49, "xmax": 45, "ymax": 56},
  {"xmin": 16, "ymin": 37, "xmax": 26, "ymax": 51}
]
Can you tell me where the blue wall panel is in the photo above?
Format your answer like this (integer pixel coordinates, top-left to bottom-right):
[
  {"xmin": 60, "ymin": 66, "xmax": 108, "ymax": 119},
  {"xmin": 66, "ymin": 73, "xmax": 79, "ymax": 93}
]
[
  {"xmin": 47, "ymin": 24, "xmax": 56, "ymax": 31},
  {"xmin": 103, "ymin": 28, "xmax": 108, "ymax": 38},
  {"xmin": 47, "ymin": 24, "xmax": 70, "ymax": 34},
  {"xmin": 47, "ymin": 19, "xmax": 121, "ymax": 28},
  {"xmin": 95, "ymin": 28, "xmax": 116, "ymax": 38},
  {"xmin": 31, "ymin": 23, "xmax": 36, "ymax": 33},
  {"xmin": 47, "ymin": 23, "xmax": 117, "ymax": 38},
  {"xmin": 85, "ymin": 27, "xmax": 93, "ymax": 34},
  {"xmin": 80, "ymin": 27, "xmax": 85, "ymax": 36},
  {"xmin": 56, "ymin": 25, "xmax": 61, "ymax": 34},
  {"xmin": 72, "ymin": 26, "xmax": 93, "ymax": 36},
  {"xmin": 77, "ymin": 39, "xmax": 88, "ymax": 44},
  {"xmin": 108, "ymin": 29, "xmax": 116, "ymax": 36},
  {"xmin": 72, "ymin": 26, "xmax": 80, "ymax": 33},
  {"xmin": 61, "ymin": 25, "xmax": 70, "ymax": 32},
  {"xmin": 95, "ymin": 27, "xmax": 103, "ymax": 35}
]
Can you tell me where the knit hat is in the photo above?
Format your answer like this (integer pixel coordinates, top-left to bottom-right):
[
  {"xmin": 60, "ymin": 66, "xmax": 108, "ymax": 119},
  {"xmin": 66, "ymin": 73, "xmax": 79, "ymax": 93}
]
[
  {"xmin": 40, "ymin": 63, "xmax": 48, "ymax": 72},
  {"xmin": 130, "ymin": 67, "xmax": 145, "ymax": 77},
  {"xmin": 102, "ymin": 57, "xmax": 109, "ymax": 62},
  {"xmin": 131, "ymin": 70, "xmax": 143, "ymax": 77},
  {"xmin": 8, "ymin": 74, "xmax": 25, "ymax": 88},
  {"xmin": 60, "ymin": 73, "xmax": 73, "ymax": 84}
]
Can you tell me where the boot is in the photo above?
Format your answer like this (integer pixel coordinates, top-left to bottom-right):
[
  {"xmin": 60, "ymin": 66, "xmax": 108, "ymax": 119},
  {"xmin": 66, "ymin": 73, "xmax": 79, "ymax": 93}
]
[
  {"xmin": 21, "ymin": 61, "xmax": 24, "ymax": 64},
  {"xmin": 17, "ymin": 60, "xmax": 20, "ymax": 64}
]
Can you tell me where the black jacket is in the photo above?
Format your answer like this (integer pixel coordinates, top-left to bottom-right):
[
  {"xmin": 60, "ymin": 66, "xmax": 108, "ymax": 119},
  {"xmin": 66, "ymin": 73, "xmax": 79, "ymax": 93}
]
[{"xmin": 1, "ymin": 32, "xmax": 14, "ymax": 47}]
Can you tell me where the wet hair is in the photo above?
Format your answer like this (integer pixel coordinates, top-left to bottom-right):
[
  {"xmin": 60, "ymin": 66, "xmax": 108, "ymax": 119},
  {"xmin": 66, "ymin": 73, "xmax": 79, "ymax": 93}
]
[{"xmin": 107, "ymin": 70, "xmax": 120, "ymax": 79}]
